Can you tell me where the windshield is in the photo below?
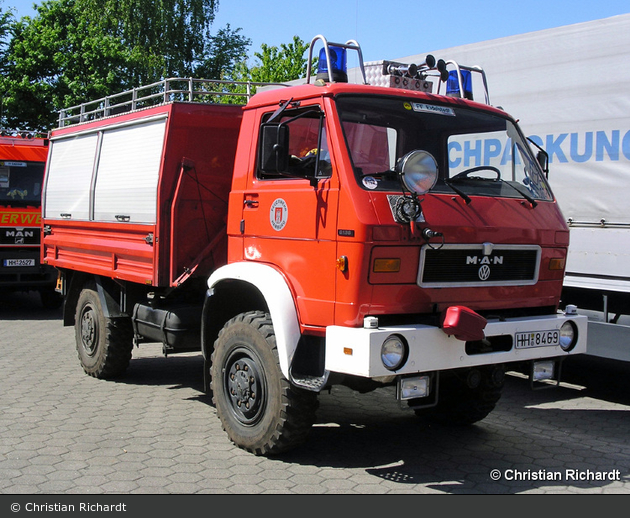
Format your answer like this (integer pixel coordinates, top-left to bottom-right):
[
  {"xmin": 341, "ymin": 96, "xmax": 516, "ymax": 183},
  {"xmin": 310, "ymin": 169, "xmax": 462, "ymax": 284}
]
[
  {"xmin": 335, "ymin": 95, "xmax": 553, "ymax": 202},
  {"xmin": 0, "ymin": 161, "xmax": 45, "ymax": 207}
]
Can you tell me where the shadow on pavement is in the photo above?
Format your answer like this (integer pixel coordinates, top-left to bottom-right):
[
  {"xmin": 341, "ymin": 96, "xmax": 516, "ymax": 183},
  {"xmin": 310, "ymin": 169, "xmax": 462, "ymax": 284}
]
[{"xmin": 0, "ymin": 290, "xmax": 62, "ymax": 320}]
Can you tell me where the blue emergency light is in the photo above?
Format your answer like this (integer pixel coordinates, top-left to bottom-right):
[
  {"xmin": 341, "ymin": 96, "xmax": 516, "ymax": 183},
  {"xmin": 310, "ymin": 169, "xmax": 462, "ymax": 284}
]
[
  {"xmin": 316, "ymin": 45, "xmax": 348, "ymax": 83},
  {"xmin": 446, "ymin": 69, "xmax": 473, "ymax": 100}
]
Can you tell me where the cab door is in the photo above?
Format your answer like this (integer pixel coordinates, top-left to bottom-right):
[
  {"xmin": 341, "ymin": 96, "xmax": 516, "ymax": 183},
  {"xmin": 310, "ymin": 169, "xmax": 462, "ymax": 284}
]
[{"xmin": 240, "ymin": 103, "xmax": 339, "ymax": 328}]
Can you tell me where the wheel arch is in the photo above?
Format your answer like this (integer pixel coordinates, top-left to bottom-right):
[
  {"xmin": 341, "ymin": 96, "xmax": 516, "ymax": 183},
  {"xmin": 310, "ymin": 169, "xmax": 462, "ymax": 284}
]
[
  {"xmin": 202, "ymin": 262, "xmax": 301, "ymax": 381},
  {"xmin": 62, "ymin": 272, "xmax": 125, "ymax": 326}
]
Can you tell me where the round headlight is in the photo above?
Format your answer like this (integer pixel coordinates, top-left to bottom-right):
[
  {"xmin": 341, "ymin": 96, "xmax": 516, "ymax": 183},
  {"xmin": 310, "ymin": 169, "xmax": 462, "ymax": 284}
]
[
  {"xmin": 381, "ymin": 334, "xmax": 409, "ymax": 371},
  {"xmin": 559, "ymin": 321, "xmax": 578, "ymax": 352},
  {"xmin": 398, "ymin": 150, "xmax": 438, "ymax": 194}
]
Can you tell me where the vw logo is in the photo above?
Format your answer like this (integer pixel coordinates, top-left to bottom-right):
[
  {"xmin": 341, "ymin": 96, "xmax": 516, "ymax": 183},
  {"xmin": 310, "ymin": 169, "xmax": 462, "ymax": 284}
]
[{"xmin": 478, "ymin": 264, "xmax": 491, "ymax": 281}]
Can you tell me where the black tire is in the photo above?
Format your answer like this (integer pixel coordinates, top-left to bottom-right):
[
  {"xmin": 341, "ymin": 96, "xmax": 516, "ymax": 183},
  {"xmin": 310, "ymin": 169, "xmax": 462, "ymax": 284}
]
[
  {"xmin": 210, "ymin": 311, "xmax": 318, "ymax": 456},
  {"xmin": 75, "ymin": 287, "xmax": 133, "ymax": 379},
  {"xmin": 415, "ymin": 367, "xmax": 504, "ymax": 425}
]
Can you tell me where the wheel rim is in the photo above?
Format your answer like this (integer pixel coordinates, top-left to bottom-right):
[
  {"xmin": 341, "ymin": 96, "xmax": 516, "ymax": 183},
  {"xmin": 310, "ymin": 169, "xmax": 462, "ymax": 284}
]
[
  {"xmin": 80, "ymin": 304, "xmax": 98, "ymax": 357},
  {"xmin": 224, "ymin": 348, "xmax": 266, "ymax": 426}
]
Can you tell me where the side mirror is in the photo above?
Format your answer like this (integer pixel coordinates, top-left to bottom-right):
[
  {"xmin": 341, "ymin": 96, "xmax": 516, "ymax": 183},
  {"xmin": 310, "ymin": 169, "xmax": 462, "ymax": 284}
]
[
  {"xmin": 536, "ymin": 150, "xmax": 549, "ymax": 177},
  {"xmin": 259, "ymin": 124, "xmax": 289, "ymax": 174},
  {"xmin": 527, "ymin": 137, "xmax": 549, "ymax": 178}
]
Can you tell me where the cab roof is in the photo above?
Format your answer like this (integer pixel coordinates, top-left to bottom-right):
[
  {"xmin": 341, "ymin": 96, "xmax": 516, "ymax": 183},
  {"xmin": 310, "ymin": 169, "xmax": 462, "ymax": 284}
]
[
  {"xmin": 0, "ymin": 136, "xmax": 49, "ymax": 162},
  {"xmin": 245, "ymin": 81, "xmax": 508, "ymax": 118}
]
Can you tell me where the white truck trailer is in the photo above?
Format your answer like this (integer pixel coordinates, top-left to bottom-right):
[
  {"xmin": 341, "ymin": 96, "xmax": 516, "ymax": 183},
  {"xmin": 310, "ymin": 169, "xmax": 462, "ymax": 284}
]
[{"xmin": 394, "ymin": 13, "xmax": 630, "ymax": 362}]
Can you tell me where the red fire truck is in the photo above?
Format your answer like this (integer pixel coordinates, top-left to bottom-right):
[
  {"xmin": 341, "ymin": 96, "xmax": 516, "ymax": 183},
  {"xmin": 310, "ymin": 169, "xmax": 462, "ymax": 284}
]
[
  {"xmin": 41, "ymin": 37, "xmax": 587, "ymax": 455},
  {"xmin": 0, "ymin": 130, "xmax": 60, "ymax": 308}
]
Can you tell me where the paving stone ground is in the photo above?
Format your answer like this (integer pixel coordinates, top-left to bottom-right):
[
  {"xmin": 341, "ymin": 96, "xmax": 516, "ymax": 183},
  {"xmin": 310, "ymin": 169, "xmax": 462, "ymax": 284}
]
[{"xmin": 1, "ymin": 291, "xmax": 629, "ymax": 495}]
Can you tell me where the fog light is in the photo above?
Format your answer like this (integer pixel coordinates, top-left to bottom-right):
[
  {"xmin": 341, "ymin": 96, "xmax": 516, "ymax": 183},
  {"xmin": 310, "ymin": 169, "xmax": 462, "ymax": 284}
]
[
  {"xmin": 559, "ymin": 321, "xmax": 578, "ymax": 352},
  {"xmin": 400, "ymin": 375, "xmax": 430, "ymax": 400},
  {"xmin": 381, "ymin": 334, "xmax": 408, "ymax": 371},
  {"xmin": 532, "ymin": 360, "xmax": 555, "ymax": 381}
]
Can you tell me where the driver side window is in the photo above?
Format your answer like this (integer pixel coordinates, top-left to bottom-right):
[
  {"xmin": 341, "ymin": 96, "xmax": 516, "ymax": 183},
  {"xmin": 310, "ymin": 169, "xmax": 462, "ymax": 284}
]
[{"xmin": 258, "ymin": 109, "xmax": 331, "ymax": 180}]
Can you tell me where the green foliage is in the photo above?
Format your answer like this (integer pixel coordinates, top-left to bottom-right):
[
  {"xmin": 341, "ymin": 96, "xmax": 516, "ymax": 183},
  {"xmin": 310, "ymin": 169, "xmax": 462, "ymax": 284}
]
[
  {"xmin": 1, "ymin": 0, "xmax": 249, "ymax": 130},
  {"xmin": 0, "ymin": 2, "xmax": 14, "ymax": 78},
  {"xmin": 216, "ymin": 36, "xmax": 313, "ymax": 104},
  {"xmin": 195, "ymin": 24, "xmax": 251, "ymax": 80},
  {"xmin": 250, "ymin": 36, "xmax": 312, "ymax": 83},
  {"xmin": 81, "ymin": 0, "xmax": 221, "ymax": 82},
  {"xmin": 2, "ymin": 0, "xmax": 134, "ymax": 130},
  {"xmin": 1, "ymin": 0, "xmax": 311, "ymax": 131}
]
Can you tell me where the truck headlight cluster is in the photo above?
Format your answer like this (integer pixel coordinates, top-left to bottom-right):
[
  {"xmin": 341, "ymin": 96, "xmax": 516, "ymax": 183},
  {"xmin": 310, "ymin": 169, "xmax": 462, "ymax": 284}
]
[
  {"xmin": 381, "ymin": 334, "xmax": 409, "ymax": 371},
  {"xmin": 559, "ymin": 321, "xmax": 578, "ymax": 352},
  {"xmin": 398, "ymin": 150, "xmax": 438, "ymax": 195}
]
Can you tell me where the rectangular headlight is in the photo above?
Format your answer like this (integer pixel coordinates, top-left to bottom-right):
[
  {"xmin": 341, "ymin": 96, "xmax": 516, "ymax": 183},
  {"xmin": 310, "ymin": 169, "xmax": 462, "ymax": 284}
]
[
  {"xmin": 532, "ymin": 360, "xmax": 555, "ymax": 381},
  {"xmin": 400, "ymin": 375, "xmax": 431, "ymax": 400}
]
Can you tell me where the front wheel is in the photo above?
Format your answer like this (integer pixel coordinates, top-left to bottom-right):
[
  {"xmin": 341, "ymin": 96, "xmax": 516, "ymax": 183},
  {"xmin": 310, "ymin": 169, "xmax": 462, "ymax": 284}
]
[
  {"xmin": 210, "ymin": 311, "xmax": 318, "ymax": 456},
  {"xmin": 75, "ymin": 286, "xmax": 133, "ymax": 379},
  {"xmin": 414, "ymin": 366, "xmax": 504, "ymax": 425}
]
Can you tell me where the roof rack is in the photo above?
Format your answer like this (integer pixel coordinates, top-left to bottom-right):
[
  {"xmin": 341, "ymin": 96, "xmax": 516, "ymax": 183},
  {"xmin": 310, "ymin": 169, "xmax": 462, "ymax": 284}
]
[{"xmin": 57, "ymin": 77, "xmax": 289, "ymax": 127}]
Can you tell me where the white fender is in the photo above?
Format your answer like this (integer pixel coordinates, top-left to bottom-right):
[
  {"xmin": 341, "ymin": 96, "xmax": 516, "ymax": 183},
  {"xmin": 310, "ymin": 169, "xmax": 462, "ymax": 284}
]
[{"xmin": 207, "ymin": 262, "xmax": 300, "ymax": 379}]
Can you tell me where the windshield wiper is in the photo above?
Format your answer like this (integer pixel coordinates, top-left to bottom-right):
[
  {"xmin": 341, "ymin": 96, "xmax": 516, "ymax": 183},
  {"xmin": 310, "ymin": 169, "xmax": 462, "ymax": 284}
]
[
  {"xmin": 502, "ymin": 180, "xmax": 538, "ymax": 208},
  {"xmin": 443, "ymin": 178, "xmax": 472, "ymax": 205}
]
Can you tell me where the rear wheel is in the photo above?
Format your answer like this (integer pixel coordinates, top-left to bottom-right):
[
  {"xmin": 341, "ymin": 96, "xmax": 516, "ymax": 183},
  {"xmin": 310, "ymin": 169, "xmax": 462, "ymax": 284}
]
[
  {"xmin": 211, "ymin": 311, "xmax": 318, "ymax": 456},
  {"xmin": 75, "ymin": 286, "xmax": 133, "ymax": 379}
]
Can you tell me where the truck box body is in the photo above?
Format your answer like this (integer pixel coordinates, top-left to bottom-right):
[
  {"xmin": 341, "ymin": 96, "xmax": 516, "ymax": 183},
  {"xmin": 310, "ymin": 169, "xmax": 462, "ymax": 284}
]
[
  {"xmin": 399, "ymin": 14, "xmax": 630, "ymax": 360},
  {"xmin": 42, "ymin": 102, "xmax": 242, "ymax": 287}
]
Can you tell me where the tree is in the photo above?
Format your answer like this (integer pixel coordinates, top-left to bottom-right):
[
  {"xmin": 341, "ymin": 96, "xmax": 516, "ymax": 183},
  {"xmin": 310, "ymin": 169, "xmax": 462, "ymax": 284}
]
[
  {"xmin": 249, "ymin": 36, "xmax": 312, "ymax": 83},
  {"xmin": 0, "ymin": 2, "xmax": 12, "ymax": 65},
  {"xmin": 0, "ymin": 2, "xmax": 14, "ymax": 126},
  {"xmin": 1, "ymin": 0, "xmax": 251, "ymax": 130},
  {"xmin": 82, "ymin": 0, "xmax": 222, "ymax": 83},
  {"xmin": 2, "ymin": 0, "xmax": 134, "ymax": 130},
  {"xmin": 217, "ymin": 36, "xmax": 313, "ymax": 103},
  {"xmin": 195, "ymin": 24, "xmax": 251, "ymax": 81},
  {"xmin": 2, "ymin": 0, "xmax": 308, "ymax": 130}
]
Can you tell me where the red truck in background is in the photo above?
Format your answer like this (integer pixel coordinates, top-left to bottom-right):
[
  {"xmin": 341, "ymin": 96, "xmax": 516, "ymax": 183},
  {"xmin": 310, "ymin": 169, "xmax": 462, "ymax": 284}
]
[
  {"xmin": 41, "ymin": 36, "xmax": 587, "ymax": 455},
  {"xmin": 0, "ymin": 130, "xmax": 60, "ymax": 308}
]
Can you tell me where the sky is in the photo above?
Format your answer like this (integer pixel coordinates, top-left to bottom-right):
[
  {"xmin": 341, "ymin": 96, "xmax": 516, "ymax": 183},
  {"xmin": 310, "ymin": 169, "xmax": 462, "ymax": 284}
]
[{"xmin": 4, "ymin": 0, "xmax": 630, "ymax": 64}]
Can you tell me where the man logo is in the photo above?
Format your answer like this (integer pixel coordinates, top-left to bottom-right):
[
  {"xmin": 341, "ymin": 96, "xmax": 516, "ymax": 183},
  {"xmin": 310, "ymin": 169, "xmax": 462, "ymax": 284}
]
[{"xmin": 478, "ymin": 264, "xmax": 491, "ymax": 281}]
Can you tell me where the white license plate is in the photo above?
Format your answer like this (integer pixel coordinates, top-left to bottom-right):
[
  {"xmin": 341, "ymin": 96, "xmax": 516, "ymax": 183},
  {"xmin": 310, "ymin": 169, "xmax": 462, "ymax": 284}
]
[
  {"xmin": 3, "ymin": 258, "xmax": 36, "ymax": 267},
  {"xmin": 515, "ymin": 329, "xmax": 560, "ymax": 349}
]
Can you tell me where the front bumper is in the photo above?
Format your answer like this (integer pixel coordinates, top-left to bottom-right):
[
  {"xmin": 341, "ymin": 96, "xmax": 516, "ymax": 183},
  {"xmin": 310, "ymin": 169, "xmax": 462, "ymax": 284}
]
[{"xmin": 325, "ymin": 310, "xmax": 587, "ymax": 378}]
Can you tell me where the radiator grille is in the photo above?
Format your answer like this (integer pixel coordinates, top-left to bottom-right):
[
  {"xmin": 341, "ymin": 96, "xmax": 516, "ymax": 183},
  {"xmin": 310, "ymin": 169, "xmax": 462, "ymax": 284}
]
[
  {"xmin": 419, "ymin": 245, "xmax": 540, "ymax": 287},
  {"xmin": 1, "ymin": 228, "xmax": 40, "ymax": 246}
]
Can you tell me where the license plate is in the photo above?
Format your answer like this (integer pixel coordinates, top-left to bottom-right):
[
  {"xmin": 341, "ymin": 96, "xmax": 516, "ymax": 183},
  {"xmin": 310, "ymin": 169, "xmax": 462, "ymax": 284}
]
[
  {"xmin": 515, "ymin": 329, "xmax": 560, "ymax": 349},
  {"xmin": 3, "ymin": 258, "xmax": 35, "ymax": 267}
]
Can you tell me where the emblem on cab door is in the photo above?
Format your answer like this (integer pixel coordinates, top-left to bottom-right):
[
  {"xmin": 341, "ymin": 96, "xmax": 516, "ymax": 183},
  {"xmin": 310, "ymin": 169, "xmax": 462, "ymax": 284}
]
[{"xmin": 270, "ymin": 198, "xmax": 288, "ymax": 231}]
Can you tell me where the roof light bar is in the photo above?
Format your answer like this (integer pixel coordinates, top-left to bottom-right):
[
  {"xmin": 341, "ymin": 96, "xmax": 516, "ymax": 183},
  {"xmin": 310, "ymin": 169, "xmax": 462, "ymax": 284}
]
[
  {"xmin": 440, "ymin": 61, "xmax": 490, "ymax": 104},
  {"xmin": 317, "ymin": 44, "xmax": 348, "ymax": 83},
  {"xmin": 306, "ymin": 35, "xmax": 367, "ymax": 84}
]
